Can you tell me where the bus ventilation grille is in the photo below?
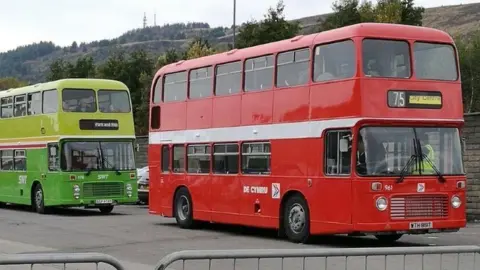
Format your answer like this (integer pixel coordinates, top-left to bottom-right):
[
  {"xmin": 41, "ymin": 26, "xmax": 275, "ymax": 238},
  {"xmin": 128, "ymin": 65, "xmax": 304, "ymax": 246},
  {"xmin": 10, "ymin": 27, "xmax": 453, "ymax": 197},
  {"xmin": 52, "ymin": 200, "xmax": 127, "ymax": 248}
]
[
  {"xmin": 82, "ymin": 182, "xmax": 124, "ymax": 198},
  {"xmin": 390, "ymin": 195, "xmax": 449, "ymax": 220}
]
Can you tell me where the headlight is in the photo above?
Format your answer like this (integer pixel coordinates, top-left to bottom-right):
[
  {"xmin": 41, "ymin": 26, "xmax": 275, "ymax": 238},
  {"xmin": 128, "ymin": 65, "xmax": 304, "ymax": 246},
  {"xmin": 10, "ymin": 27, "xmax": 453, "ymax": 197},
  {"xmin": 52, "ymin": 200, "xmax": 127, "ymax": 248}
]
[
  {"xmin": 451, "ymin": 195, "xmax": 461, "ymax": 208},
  {"xmin": 73, "ymin": 184, "xmax": 80, "ymax": 199},
  {"xmin": 376, "ymin": 197, "xmax": 388, "ymax": 211},
  {"xmin": 126, "ymin": 183, "xmax": 133, "ymax": 197}
]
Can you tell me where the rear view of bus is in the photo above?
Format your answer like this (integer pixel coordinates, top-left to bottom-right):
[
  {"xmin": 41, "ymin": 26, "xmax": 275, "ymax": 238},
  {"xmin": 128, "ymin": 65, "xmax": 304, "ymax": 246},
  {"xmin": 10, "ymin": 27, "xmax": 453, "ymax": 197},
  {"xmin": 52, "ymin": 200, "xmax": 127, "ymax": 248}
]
[
  {"xmin": 351, "ymin": 24, "xmax": 465, "ymax": 242},
  {"xmin": 0, "ymin": 79, "xmax": 137, "ymax": 214}
]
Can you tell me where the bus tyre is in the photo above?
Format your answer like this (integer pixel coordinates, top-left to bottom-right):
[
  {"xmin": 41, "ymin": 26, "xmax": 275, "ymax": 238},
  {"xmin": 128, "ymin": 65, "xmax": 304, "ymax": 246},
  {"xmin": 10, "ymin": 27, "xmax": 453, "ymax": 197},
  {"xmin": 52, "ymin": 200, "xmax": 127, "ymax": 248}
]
[
  {"xmin": 33, "ymin": 184, "xmax": 47, "ymax": 214},
  {"xmin": 283, "ymin": 195, "xmax": 310, "ymax": 243},
  {"xmin": 99, "ymin": 206, "xmax": 114, "ymax": 214},
  {"xmin": 375, "ymin": 234, "xmax": 403, "ymax": 243},
  {"xmin": 174, "ymin": 187, "xmax": 194, "ymax": 229}
]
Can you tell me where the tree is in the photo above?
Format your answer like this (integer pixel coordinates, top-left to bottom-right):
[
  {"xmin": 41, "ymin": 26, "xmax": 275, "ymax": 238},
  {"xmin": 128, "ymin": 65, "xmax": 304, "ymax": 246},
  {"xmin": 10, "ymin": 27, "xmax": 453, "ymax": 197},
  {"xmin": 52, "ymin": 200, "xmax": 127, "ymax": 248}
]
[
  {"xmin": 46, "ymin": 59, "xmax": 69, "ymax": 81},
  {"xmin": 0, "ymin": 77, "xmax": 28, "ymax": 90},
  {"xmin": 69, "ymin": 56, "xmax": 96, "ymax": 78},
  {"xmin": 236, "ymin": 0, "xmax": 300, "ymax": 49},
  {"xmin": 401, "ymin": 0, "xmax": 425, "ymax": 26},
  {"xmin": 375, "ymin": 0, "xmax": 402, "ymax": 23},
  {"xmin": 46, "ymin": 56, "xmax": 96, "ymax": 80},
  {"xmin": 320, "ymin": 0, "xmax": 425, "ymax": 30},
  {"xmin": 186, "ymin": 38, "xmax": 216, "ymax": 59},
  {"xmin": 456, "ymin": 33, "xmax": 480, "ymax": 113},
  {"xmin": 157, "ymin": 48, "xmax": 181, "ymax": 68},
  {"xmin": 321, "ymin": 0, "xmax": 363, "ymax": 31},
  {"xmin": 70, "ymin": 41, "xmax": 78, "ymax": 53},
  {"xmin": 97, "ymin": 49, "xmax": 155, "ymax": 135}
]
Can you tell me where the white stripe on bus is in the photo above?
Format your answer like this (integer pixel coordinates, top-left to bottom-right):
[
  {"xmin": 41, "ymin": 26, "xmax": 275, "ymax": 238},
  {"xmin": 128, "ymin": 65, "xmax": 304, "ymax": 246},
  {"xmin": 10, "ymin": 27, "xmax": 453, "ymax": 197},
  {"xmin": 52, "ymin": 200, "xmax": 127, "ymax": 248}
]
[
  {"xmin": 0, "ymin": 135, "xmax": 136, "ymax": 147},
  {"xmin": 148, "ymin": 117, "xmax": 463, "ymax": 145}
]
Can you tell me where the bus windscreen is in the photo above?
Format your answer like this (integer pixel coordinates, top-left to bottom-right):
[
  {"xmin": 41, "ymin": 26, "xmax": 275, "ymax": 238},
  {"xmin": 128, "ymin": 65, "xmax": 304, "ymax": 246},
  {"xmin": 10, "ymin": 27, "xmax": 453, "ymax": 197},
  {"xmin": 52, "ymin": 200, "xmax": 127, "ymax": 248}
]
[
  {"xmin": 357, "ymin": 127, "xmax": 464, "ymax": 176},
  {"xmin": 61, "ymin": 141, "xmax": 135, "ymax": 171}
]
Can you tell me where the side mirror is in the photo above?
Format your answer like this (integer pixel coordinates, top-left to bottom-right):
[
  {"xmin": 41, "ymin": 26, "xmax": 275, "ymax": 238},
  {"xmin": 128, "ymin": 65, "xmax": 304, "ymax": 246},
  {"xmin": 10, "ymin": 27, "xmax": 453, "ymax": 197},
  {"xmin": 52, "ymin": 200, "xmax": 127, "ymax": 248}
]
[{"xmin": 339, "ymin": 138, "xmax": 349, "ymax": 152}]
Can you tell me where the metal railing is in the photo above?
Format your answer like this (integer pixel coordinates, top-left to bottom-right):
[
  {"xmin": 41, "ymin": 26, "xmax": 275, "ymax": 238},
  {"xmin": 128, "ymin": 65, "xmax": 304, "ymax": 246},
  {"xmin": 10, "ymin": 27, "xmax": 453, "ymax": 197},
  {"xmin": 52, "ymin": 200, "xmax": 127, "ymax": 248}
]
[
  {"xmin": 154, "ymin": 245, "xmax": 480, "ymax": 270},
  {"xmin": 0, "ymin": 252, "xmax": 125, "ymax": 270},
  {"xmin": 2, "ymin": 245, "xmax": 479, "ymax": 270}
]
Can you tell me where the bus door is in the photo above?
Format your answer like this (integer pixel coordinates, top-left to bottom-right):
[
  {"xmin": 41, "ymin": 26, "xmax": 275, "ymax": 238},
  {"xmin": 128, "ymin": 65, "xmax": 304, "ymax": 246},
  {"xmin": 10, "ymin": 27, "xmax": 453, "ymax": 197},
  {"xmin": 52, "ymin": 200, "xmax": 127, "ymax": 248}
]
[{"xmin": 318, "ymin": 130, "xmax": 353, "ymax": 230}]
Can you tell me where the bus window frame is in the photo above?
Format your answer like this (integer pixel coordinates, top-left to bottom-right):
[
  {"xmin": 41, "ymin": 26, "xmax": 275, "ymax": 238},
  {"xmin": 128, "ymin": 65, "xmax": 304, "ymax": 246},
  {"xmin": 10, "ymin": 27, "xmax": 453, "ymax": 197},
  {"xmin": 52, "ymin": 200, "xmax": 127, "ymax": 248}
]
[
  {"xmin": 152, "ymin": 76, "xmax": 163, "ymax": 104},
  {"xmin": 243, "ymin": 54, "xmax": 275, "ymax": 93},
  {"xmin": 412, "ymin": 40, "xmax": 460, "ymax": 82},
  {"xmin": 42, "ymin": 89, "xmax": 58, "ymax": 114},
  {"xmin": 275, "ymin": 47, "xmax": 311, "ymax": 89},
  {"xmin": 163, "ymin": 71, "xmax": 188, "ymax": 103},
  {"xmin": 214, "ymin": 60, "xmax": 243, "ymax": 97},
  {"xmin": 323, "ymin": 128, "xmax": 352, "ymax": 177},
  {"xmin": 188, "ymin": 65, "xmax": 214, "ymax": 100},
  {"xmin": 61, "ymin": 88, "xmax": 97, "ymax": 113},
  {"xmin": 312, "ymin": 38, "xmax": 357, "ymax": 84},
  {"xmin": 27, "ymin": 91, "xmax": 42, "ymax": 116},
  {"xmin": 361, "ymin": 37, "xmax": 412, "ymax": 79},
  {"xmin": 97, "ymin": 89, "xmax": 132, "ymax": 113}
]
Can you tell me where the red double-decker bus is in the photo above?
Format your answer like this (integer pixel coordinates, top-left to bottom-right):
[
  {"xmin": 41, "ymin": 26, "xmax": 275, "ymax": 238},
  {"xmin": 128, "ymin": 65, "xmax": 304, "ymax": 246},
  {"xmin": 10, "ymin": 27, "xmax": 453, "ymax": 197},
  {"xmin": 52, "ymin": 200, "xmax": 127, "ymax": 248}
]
[{"xmin": 148, "ymin": 23, "xmax": 466, "ymax": 243}]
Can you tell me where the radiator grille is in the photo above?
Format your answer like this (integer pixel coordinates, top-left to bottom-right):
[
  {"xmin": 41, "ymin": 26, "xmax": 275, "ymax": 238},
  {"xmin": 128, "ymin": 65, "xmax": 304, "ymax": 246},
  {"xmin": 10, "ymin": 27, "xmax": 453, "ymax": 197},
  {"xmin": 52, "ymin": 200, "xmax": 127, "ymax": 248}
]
[
  {"xmin": 83, "ymin": 182, "xmax": 124, "ymax": 198},
  {"xmin": 390, "ymin": 195, "xmax": 449, "ymax": 220}
]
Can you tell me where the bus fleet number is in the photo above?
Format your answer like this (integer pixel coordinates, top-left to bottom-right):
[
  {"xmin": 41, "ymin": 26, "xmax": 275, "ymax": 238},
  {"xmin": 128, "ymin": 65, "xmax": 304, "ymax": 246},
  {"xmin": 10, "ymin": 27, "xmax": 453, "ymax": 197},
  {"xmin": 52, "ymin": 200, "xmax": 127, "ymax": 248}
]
[{"xmin": 384, "ymin": 184, "xmax": 393, "ymax": 191}]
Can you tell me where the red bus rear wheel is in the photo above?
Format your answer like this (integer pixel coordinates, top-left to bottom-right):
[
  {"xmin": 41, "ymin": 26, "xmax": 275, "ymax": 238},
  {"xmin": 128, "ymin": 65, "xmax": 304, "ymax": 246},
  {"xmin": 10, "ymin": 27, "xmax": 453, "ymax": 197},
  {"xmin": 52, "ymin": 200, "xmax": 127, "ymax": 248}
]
[
  {"xmin": 283, "ymin": 194, "xmax": 310, "ymax": 243},
  {"xmin": 174, "ymin": 187, "xmax": 195, "ymax": 229}
]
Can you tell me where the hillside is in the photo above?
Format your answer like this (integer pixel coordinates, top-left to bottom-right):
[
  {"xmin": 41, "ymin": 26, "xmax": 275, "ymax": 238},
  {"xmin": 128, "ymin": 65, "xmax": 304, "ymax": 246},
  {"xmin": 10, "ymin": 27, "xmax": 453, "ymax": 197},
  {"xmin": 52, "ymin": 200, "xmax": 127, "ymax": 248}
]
[{"xmin": 1, "ymin": 2, "xmax": 480, "ymax": 83}]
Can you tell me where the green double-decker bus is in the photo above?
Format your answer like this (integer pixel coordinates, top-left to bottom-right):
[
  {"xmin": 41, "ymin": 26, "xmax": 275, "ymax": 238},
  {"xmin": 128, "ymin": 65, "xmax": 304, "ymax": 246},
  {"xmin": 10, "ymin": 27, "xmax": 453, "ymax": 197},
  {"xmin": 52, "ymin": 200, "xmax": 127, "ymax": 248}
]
[{"xmin": 0, "ymin": 78, "xmax": 138, "ymax": 214}]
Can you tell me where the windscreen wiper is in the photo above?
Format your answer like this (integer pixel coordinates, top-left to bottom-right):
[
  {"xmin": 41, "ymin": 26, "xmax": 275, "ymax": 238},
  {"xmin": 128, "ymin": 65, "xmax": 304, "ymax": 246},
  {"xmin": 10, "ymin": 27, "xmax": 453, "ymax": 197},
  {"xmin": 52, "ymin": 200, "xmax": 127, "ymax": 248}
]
[
  {"xmin": 396, "ymin": 154, "xmax": 417, "ymax": 184},
  {"xmin": 420, "ymin": 153, "xmax": 446, "ymax": 183},
  {"xmin": 85, "ymin": 168, "xmax": 93, "ymax": 176},
  {"xmin": 101, "ymin": 156, "xmax": 121, "ymax": 175}
]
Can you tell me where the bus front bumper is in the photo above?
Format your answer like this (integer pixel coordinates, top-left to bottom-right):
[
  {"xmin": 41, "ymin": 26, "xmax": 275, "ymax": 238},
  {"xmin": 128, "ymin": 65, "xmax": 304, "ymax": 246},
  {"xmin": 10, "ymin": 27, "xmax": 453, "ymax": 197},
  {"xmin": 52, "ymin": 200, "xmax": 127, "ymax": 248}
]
[{"xmin": 353, "ymin": 219, "xmax": 466, "ymax": 235}]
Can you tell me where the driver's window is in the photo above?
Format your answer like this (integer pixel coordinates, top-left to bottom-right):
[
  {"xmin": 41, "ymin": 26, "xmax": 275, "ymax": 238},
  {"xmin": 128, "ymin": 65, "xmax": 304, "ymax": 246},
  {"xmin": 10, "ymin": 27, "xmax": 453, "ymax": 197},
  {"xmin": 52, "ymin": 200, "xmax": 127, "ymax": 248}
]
[
  {"xmin": 324, "ymin": 130, "xmax": 352, "ymax": 176},
  {"xmin": 48, "ymin": 143, "xmax": 59, "ymax": 171}
]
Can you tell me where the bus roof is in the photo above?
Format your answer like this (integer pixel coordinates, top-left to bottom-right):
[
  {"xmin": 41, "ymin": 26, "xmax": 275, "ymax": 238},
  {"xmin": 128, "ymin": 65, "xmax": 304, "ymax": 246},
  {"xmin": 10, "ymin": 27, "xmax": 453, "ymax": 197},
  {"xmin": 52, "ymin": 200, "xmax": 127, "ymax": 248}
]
[
  {"xmin": 155, "ymin": 23, "xmax": 454, "ymax": 76},
  {"xmin": 0, "ymin": 78, "xmax": 129, "ymax": 98}
]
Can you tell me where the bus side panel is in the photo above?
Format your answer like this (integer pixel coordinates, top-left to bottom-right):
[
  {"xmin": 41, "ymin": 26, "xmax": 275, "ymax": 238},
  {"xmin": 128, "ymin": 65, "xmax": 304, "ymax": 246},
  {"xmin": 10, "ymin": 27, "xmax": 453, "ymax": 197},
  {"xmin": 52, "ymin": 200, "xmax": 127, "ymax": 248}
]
[
  {"xmin": 241, "ymin": 91, "xmax": 273, "ymax": 125},
  {"xmin": 0, "ymin": 171, "xmax": 24, "ymax": 205},
  {"xmin": 235, "ymin": 138, "xmax": 315, "ymax": 229},
  {"xmin": 310, "ymin": 80, "xmax": 359, "ymax": 120},
  {"xmin": 27, "ymin": 148, "xmax": 47, "ymax": 206},
  {"xmin": 148, "ymin": 144, "xmax": 164, "ymax": 215},
  {"xmin": 273, "ymin": 85, "xmax": 310, "ymax": 123}
]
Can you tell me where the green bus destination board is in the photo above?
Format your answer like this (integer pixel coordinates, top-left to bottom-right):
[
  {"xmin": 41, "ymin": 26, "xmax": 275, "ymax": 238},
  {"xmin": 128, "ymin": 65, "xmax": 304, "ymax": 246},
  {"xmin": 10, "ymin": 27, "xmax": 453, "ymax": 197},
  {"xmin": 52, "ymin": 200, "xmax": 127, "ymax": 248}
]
[{"xmin": 387, "ymin": 90, "xmax": 442, "ymax": 109}]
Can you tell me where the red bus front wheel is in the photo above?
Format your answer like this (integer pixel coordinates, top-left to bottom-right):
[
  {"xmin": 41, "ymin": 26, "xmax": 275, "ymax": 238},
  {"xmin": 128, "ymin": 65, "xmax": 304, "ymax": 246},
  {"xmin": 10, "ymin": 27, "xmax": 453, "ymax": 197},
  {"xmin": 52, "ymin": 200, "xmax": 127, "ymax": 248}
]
[{"xmin": 283, "ymin": 194, "xmax": 310, "ymax": 243}]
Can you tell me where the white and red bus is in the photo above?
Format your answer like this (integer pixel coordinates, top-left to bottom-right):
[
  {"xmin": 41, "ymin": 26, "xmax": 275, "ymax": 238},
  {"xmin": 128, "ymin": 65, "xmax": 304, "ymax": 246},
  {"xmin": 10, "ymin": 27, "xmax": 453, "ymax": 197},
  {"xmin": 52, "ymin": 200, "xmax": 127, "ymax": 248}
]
[{"xmin": 148, "ymin": 23, "xmax": 466, "ymax": 243}]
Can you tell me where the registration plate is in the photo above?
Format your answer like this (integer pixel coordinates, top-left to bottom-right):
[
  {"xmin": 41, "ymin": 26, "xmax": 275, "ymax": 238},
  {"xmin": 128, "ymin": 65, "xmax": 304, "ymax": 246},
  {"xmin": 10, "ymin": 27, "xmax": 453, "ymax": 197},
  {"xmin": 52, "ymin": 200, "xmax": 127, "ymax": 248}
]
[
  {"xmin": 95, "ymin": 199, "xmax": 113, "ymax": 204},
  {"xmin": 409, "ymin": 221, "xmax": 433, "ymax": 230}
]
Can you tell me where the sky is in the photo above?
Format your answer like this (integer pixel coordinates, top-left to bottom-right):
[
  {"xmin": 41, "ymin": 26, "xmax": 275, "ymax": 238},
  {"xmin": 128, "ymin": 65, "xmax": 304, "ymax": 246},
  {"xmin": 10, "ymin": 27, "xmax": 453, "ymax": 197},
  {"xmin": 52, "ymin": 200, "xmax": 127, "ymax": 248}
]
[{"xmin": 0, "ymin": 0, "xmax": 477, "ymax": 52}]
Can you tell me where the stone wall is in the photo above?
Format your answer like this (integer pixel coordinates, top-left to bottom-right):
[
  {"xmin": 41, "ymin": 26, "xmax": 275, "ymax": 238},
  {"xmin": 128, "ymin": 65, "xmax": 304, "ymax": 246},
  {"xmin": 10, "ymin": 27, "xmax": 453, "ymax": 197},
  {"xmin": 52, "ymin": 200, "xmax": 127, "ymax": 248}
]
[
  {"xmin": 135, "ymin": 114, "xmax": 480, "ymax": 220},
  {"xmin": 463, "ymin": 113, "xmax": 480, "ymax": 221},
  {"xmin": 134, "ymin": 136, "xmax": 149, "ymax": 168}
]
